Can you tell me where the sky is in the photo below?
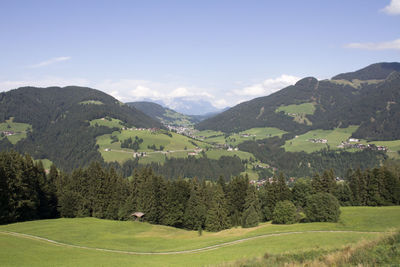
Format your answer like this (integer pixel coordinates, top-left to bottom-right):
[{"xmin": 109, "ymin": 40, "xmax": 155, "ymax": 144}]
[{"xmin": 0, "ymin": 0, "xmax": 399, "ymax": 111}]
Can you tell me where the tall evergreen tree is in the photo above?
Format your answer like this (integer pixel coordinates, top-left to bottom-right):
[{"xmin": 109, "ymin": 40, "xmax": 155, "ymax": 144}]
[
  {"xmin": 184, "ymin": 180, "xmax": 206, "ymax": 230},
  {"xmin": 241, "ymin": 185, "xmax": 261, "ymax": 228},
  {"xmin": 205, "ymin": 185, "xmax": 230, "ymax": 232}
]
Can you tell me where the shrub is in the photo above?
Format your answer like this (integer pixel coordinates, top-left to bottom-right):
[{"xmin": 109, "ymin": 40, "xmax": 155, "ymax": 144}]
[
  {"xmin": 305, "ymin": 193, "xmax": 341, "ymax": 222},
  {"xmin": 272, "ymin": 200, "xmax": 297, "ymax": 224}
]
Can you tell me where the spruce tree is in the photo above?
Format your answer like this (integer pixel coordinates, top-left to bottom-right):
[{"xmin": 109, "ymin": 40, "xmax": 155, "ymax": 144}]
[
  {"xmin": 184, "ymin": 181, "xmax": 206, "ymax": 230},
  {"xmin": 205, "ymin": 185, "xmax": 230, "ymax": 232},
  {"xmin": 241, "ymin": 185, "xmax": 261, "ymax": 228}
]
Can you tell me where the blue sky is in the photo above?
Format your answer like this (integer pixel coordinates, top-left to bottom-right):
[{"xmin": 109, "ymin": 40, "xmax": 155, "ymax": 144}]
[{"xmin": 0, "ymin": 0, "xmax": 399, "ymax": 109}]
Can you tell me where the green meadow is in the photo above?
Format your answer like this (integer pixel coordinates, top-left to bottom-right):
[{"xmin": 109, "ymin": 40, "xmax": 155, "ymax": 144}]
[
  {"xmin": 89, "ymin": 117, "xmax": 125, "ymax": 129},
  {"xmin": 275, "ymin": 102, "xmax": 316, "ymax": 115},
  {"xmin": 283, "ymin": 125, "xmax": 400, "ymax": 157},
  {"xmin": 95, "ymin": 126, "xmax": 209, "ymax": 164},
  {"xmin": 196, "ymin": 127, "xmax": 286, "ymax": 147},
  {"xmin": 0, "ymin": 206, "xmax": 398, "ymax": 266},
  {"xmin": 0, "ymin": 118, "xmax": 32, "ymax": 144},
  {"xmin": 284, "ymin": 126, "xmax": 359, "ymax": 153},
  {"xmin": 275, "ymin": 103, "xmax": 315, "ymax": 125},
  {"xmin": 79, "ymin": 100, "xmax": 104, "ymax": 105}
]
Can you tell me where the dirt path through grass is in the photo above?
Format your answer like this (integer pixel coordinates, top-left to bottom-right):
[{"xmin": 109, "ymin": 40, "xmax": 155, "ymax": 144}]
[{"xmin": 0, "ymin": 230, "xmax": 382, "ymax": 255}]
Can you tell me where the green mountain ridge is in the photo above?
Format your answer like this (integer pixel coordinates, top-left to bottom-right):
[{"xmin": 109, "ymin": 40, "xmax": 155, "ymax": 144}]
[
  {"xmin": 126, "ymin": 101, "xmax": 201, "ymax": 127},
  {"xmin": 0, "ymin": 86, "xmax": 162, "ymax": 171},
  {"xmin": 197, "ymin": 62, "xmax": 400, "ymax": 141}
]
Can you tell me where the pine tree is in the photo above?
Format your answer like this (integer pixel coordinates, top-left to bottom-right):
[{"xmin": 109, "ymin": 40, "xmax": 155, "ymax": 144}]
[
  {"xmin": 184, "ymin": 180, "xmax": 206, "ymax": 230},
  {"xmin": 205, "ymin": 185, "xmax": 230, "ymax": 232},
  {"xmin": 241, "ymin": 185, "xmax": 261, "ymax": 228},
  {"xmin": 226, "ymin": 175, "xmax": 249, "ymax": 226}
]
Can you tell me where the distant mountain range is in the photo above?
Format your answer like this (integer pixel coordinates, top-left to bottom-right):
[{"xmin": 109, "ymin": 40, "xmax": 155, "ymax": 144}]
[
  {"xmin": 0, "ymin": 62, "xmax": 399, "ymax": 176},
  {"xmin": 197, "ymin": 62, "xmax": 400, "ymax": 141}
]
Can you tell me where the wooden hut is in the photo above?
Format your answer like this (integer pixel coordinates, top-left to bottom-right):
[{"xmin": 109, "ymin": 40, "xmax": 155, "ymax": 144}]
[{"xmin": 131, "ymin": 212, "xmax": 145, "ymax": 221}]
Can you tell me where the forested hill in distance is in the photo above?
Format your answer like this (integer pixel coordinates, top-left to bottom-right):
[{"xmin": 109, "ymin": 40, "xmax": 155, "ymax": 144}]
[
  {"xmin": 127, "ymin": 101, "xmax": 202, "ymax": 127},
  {"xmin": 127, "ymin": 101, "xmax": 228, "ymax": 127},
  {"xmin": 196, "ymin": 62, "xmax": 400, "ymax": 141},
  {"xmin": 0, "ymin": 86, "xmax": 162, "ymax": 170}
]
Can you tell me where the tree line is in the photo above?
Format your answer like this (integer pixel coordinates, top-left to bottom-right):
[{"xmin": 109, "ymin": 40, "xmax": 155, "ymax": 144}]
[{"xmin": 1, "ymin": 151, "xmax": 399, "ymax": 231}]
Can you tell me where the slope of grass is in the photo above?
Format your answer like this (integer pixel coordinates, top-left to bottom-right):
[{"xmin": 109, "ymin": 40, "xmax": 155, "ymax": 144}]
[
  {"xmin": 276, "ymin": 103, "xmax": 316, "ymax": 115},
  {"xmin": 0, "ymin": 206, "xmax": 398, "ymax": 266},
  {"xmin": 227, "ymin": 231, "xmax": 400, "ymax": 267},
  {"xmin": 89, "ymin": 118, "xmax": 125, "ymax": 129},
  {"xmin": 284, "ymin": 126, "xmax": 359, "ymax": 153},
  {"xmin": 96, "ymin": 129, "xmax": 209, "ymax": 164},
  {"xmin": 0, "ymin": 118, "xmax": 32, "ymax": 144},
  {"xmin": 79, "ymin": 100, "xmax": 104, "ymax": 105}
]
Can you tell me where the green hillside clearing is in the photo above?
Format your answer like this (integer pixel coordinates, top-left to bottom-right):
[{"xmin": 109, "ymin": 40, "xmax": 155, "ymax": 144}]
[
  {"xmin": 284, "ymin": 126, "xmax": 359, "ymax": 153},
  {"xmin": 0, "ymin": 118, "xmax": 32, "ymax": 144},
  {"xmin": 0, "ymin": 206, "xmax": 398, "ymax": 266}
]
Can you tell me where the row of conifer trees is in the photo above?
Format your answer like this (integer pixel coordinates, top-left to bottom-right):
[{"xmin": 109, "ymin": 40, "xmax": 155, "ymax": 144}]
[{"xmin": 1, "ymin": 151, "xmax": 399, "ymax": 230}]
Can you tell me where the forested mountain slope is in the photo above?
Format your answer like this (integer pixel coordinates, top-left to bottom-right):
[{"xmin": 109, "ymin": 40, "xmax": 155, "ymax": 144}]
[
  {"xmin": 127, "ymin": 101, "xmax": 201, "ymax": 126},
  {"xmin": 196, "ymin": 62, "xmax": 400, "ymax": 141},
  {"xmin": 0, "ymin": 86, "xmax": 162, "ymax": 170}
]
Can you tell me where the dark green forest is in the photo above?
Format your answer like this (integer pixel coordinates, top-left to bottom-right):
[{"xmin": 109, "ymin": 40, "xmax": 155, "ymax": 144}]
[
  {"xmin": 238, "ymin": 136, "xmax": 386, "ymax": 177},
  {"xmin": 0, "ymin": 86, "xmax": 162, "ymax": 171},
  {"xmin": 1, "ymin": 151, "xmax": 399, "ymax": 232}
]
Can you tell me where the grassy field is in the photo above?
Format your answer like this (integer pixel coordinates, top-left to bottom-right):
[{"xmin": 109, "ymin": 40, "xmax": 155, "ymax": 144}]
[
  {"xmin": 275, "ymin": 102, "xmax": 316, "ymax": 115},
  {"xmin": 196, "ymin": 127, "xmax": 286, "ymax": 147},
  {"xmin": 0, "ymin": 118, "xmax": 32, "ymax": 144},
  {"xmin": 96, "ymin": 128, "xmax": 209, "ymax": 164},
  {"xmin": 79, "ymin": 100, "xmax": 104, "ymax": 105},
  {"xmin": 90, "ymin": 118, "xmax": 125, "ymax": 129},
  {"xmin": 0, "ymin": 206, "xmax": 398, "ymax": 266},
  {"xmin": 35, "ymin": 159, "xmax": 54, "ymax": 170},
  {"xmin": 284, "ymin": 126, "xmax": 359, "ymax": 153},
  {"xmin": 275, "ymin": 103, "xmax": 315, "ymax": 125},
  {"xmin": 283, "ymin": 125, "xmax": 400, "ymax": 158}
]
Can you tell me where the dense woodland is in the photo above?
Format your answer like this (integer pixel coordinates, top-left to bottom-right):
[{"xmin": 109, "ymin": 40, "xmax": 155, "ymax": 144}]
[
  {"xmin": 1, "ymin": 151, "xmax": 399, "ymax": 231},
  {"xmin": 238, "ymin": 136, "xmax": 386, "ymax": 177},
  {"xmin": 106, "ymin": 155, "xmax": 246, "ymax": 181},
  {"xmin": 0, "ymin": 86, "xmax": 162, "ymax": 171}
]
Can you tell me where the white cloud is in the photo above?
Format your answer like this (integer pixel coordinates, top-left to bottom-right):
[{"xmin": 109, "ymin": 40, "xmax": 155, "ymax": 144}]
[
  {"xmin": 234, "ymin": 74, "xmax": 300, "ymax": 97},
  {"xmin": 345, "ymin": 38, "xmax": 400, "ymax": 50},
  {"xmin": 28, "ymin": 56, "xmax": 71, "ymax": 68},
  {"xmin": 382, "ymin": 0, "xmax": 400, "ymax": 15},
  {"xmin": 0, "ymin": 77, "xmax": 230, "ymax": 110}
]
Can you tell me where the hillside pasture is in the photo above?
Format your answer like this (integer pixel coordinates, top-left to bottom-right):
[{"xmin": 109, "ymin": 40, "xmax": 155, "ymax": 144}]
[
  {"xmin": 196, "ymin": 127, "xmax": 286, "ymax": 147},
  {"xmin": 79, "ymin": 100, "xmax": 104, "ymax": 105},
  {"xmin": 0, "ymin": 118, "xmax": 32, "ymax": 144},
  {"xmin": 284, "ymin": 126, "xmax": 359, "ymax": 153},
  {"xmin": 96, "ymin": 129, "xmax": 208, "ymax": 164},
  {"xmin": 275, "ymin": 103, "xmax": 315, "ymax": 125},
  {"xmin": 0, "ymin": 206, "xmax": 398, "ymax": 266},
  {"xmin": 90, "ymin": 118, "xmax": 125, "ymax": 129}
]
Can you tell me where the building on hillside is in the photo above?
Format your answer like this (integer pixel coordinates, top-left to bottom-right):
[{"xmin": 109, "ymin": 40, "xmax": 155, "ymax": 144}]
[{"xmin": 131, "ymin": 212, "xmax": 145, "ymax": 221}]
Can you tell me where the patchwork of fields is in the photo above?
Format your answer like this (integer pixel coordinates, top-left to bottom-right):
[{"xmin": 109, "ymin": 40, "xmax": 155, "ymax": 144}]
[{"xmin": 0, "ymin": 206, "xmax": 398, "ymax": 266}]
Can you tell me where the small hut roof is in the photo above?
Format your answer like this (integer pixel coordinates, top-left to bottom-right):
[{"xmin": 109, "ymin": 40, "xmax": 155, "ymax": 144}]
[{"xmin": 131, "ymin": 211, "xmax": 145, "ymax": 218}]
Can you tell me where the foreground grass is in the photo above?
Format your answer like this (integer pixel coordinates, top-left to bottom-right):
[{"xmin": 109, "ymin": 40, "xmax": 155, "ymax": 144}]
[
  {"xmin": 0, "ymin": 207, "xmax": 399, "ymax": 266},
  {"xmin": 227, "ymin": 230, "xmax": 400, "ymax": 267}
]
